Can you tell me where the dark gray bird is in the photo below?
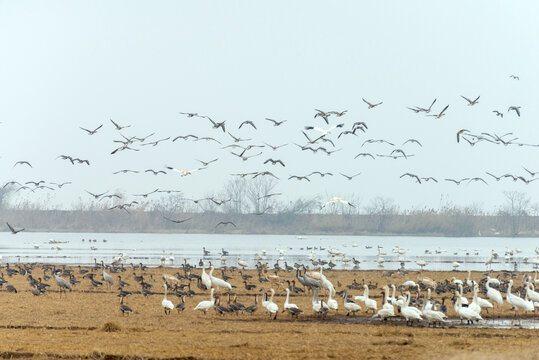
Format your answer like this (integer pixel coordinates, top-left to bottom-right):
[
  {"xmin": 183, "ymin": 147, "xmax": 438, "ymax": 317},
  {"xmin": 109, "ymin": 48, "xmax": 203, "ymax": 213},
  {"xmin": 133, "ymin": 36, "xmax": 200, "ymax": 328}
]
[
  {"xmin": 215, "ymin": 221, "xmax": 237, "ymax": 228},
  {"xmin": 508, "ymin": 106, "xmax": 521, "ymax": 117},
  {"xmin": 400, "ymin": 173, "xmax": 421, "ymax": 184},
  {"xmin": 13, "ymin": 161, "xmax": 32, "ymax": 168},
  {"xmin": 340, "ymin": 172, "xmax": 361, "ymax": 180},
  {"xmin": 263, "ymin": 158, "xmax": 285, "ymax": 167},
  {"xmin": 163, "ymin": 216, "xmax": 192, "ymax": 224},
  {"xmin": 239, "ymin": 120, "xmax": 257, "ymax": 130},
  {"xmin": 6, "ymin": 222, "xmax": 24, "ymax": 234}
]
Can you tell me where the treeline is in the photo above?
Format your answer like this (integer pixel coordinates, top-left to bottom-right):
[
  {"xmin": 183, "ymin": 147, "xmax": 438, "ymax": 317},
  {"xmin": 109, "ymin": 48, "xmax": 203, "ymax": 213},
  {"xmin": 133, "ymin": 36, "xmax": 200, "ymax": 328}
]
[{"xmin": 1, "ymin": 208, "xmax": 538, "ymax": 237}]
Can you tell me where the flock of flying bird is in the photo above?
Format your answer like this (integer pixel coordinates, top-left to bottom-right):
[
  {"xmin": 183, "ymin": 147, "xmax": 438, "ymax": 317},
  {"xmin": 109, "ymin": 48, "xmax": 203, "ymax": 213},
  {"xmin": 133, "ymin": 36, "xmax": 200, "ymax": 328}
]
[{"xmin": 2, "ymin": 74, "xmax": 536, "ymax": 230}]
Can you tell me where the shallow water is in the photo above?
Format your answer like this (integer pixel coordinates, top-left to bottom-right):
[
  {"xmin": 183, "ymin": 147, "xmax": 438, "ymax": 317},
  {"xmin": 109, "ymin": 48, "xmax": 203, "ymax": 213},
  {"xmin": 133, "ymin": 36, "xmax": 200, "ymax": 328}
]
[
  {"xmin": 0, "ymin": 232, "xmax": 539, "ymax": 271},
  {"xmin": 0, "ymin": 232, "xmax": 538, "ymax": 271}
]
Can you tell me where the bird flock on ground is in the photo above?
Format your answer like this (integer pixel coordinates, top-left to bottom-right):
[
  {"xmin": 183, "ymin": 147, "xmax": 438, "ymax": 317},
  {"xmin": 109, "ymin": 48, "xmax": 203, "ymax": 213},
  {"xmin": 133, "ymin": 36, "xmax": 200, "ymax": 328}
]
[{"xmin": 1, "ymin": 252, "xmax": 538, "ymax": 327}]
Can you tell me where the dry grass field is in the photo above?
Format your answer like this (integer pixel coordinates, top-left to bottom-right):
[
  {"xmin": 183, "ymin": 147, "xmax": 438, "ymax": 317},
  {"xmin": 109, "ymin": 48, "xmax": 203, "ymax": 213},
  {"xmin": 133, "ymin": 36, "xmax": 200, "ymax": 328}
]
[{"xmin": 0, "ymin": 265, "xmax": 538, "ymax": 360}]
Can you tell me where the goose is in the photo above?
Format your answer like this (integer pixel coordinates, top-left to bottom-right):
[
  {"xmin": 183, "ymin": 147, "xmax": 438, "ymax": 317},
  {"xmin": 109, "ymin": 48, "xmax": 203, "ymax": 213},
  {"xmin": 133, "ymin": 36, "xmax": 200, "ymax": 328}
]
[
  {"xmin": 454, "ymin": 290, "xmax": 482, "ymax": 325},
  {"xmin": 506, "ymin": 279, "xmax": 534, "ymax": 321},
  {"xmin": 362, "ymin": 98, "xmax": 383, "ymax": 109},
  {"xmin": 119, "ymin": 296, "xmax": 133, "ymax": 316},
  {"xmin": 265, "ymin": 288, "xmax": 279, "ymax": 319},
  {"xmin": 209, "ymin": 266, "xmax": 232, "ymax": 292},
  {"xmin": 194, "ymin": 288, "xmax": 215, "ymax": 314},
  {"xmin": 162, "ymin": 284, "xmax": 174, "ymax": 315}
]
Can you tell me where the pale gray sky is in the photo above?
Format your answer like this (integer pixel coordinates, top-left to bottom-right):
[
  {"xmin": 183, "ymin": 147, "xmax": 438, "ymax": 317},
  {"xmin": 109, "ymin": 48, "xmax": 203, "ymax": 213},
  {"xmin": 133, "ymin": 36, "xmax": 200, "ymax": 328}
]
[{"xmin": 0, "ymin": 1, "xmax": 538, "ymax": 211}]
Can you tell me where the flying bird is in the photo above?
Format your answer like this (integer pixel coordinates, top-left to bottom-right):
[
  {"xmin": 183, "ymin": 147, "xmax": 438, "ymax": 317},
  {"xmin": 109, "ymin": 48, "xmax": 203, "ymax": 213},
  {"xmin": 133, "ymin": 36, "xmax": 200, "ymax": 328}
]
[
  {"xmin": 196, "ymin": 158, "xmax": 219, "ymax": 167},
  {"xmin": 264, "ymin": 118, "xmax": 287, "ymax": 126},
  {"xmin": 238, "ymin": 120, "xmax": 257, "ymax": 130},
  {"xmin": 80, "ymin": 124, "xmax": 103, "ymax": 135},
  {"xmin": 145, "ymin": 169, "xmax": 167, "ymax": 175},
  {"xmin": 428, "ymin": 105, "xmax": 449, "ymax": 119},
  {"xmin": 215, "ymin": 221, "xmax": 237, "ymax": 228},
  {"xmin": 13, "ymin": 161, "xmax": 32, "ymax": 168},
  {"xmin": 165, "ymin": 166, "xmax": 206, "ymax": 176},
  {"xmin": 264, "ymin": 142, "xmax": 288, "ymax": 151},
  {"xmin": 468, "ymin": 177, "xmax": 488, "ymax": 185},
  {"xmin": 461, "ymin": 95, "xmax": 480, "ymax": 106},
  {"xmin": 163, "ymin": 216, "xmax": 192, "ymax": 224},
  {"xmin": 257, "ymin": 193, "xmax": 282, "ymax": 200},
  {"xmin": 400, "ymin": 173, "xmax": 421, "ymax": 184},
  {"xmin": 141, "ymin": 137, "xmax": 171, "ymax": 147},
  {"xmin": 205, "ymin": 116, "xmax": 226, "ymax": 132},
  {"xmin": 340, "ymin": 172, "xmax": 361, "ymax": 180},
  {"xmin": 508, "ymin": 106, "xmax": 521, "ymax": 117},
  {"xmin": 173, "ymin": 134, "xmax": 199, "ymax": 142},
  {"xmin": 509, "ymin": 75, "xmax": 519, "ymax": 80},
  {"xmin": 304, "ymin": 124, "xmax": 344, "ymax": 136},
  {"xmin": 492, "ymin": 110, "xmax": 503, "ymax": 118},
  {"xmin": 288, "ymin": 175, "xmax": 311, "ymax": 182},
  {"xmin": 456, "ymin": 129, "xmax": 470, "ymax": 143},
  {"xmin": 403, "ymin": 139, "xmax": 422, "ymax": 147},
  {"xmin": 362, "ymin": 98, "xmax": 383, "ymax": 109},
  {"xmin": 445, "ymin": 178, "xmax": 470, "ymax": 185},
  {"xmin": 6, "ymin": 222, "xmax": 24, "ymax": 234},
  {"xmin": 133, "ymin": 188, "xmax": 159, "ymax": 198},
  {"xmin": 322, "ymin": 197, "xmax": 355, "ymax": 208},
  {"xmin": 263, "ymin": 158, "xmax": 285, "ymax": 167},
  {"xmin": 85, "ymin": 190, "xmax": 108, "ymax": 199},
  {"xmin": 354, "ymin": 153, "xmax": 375, "ymax": 160},
  {"xmin": 110, "ymin": 119, "xmax": 131, "ymax": 130},
  {"xmin": 50, "ymin": 182, "xmax": 72, "ymax": 188}
]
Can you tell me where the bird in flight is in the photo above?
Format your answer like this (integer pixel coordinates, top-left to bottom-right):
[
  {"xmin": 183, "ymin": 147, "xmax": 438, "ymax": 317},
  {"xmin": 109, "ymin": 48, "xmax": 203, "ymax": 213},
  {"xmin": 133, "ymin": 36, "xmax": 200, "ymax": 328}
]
[
  {"xmin": 145, "ymin": 169, "xmax": 167, "ymax": 175},
  {"xmin": 173, "ymin": 134, "xmax": 199, "ymax": 142},
  {"xmin": 415, "ymin": 98, "xmax": 437, "ymax": 113},
  {"xmin": 322, "ymin": 197, "xmax": 355, "ymax": 208},
  {"xmin": 205, "ymin": 116, "xmax": 226, "ymax": 132},
  {"xmin": 428, "ymin": 105, "xmax": 449, "ymax": 119},
  {"xmin": 85, "ymin": 190, "xmax": 108, "ymax": 199},
  {"xmin": 304, "ymin": 123, "xmax": 344, "ymax": 136},
  {"xmin": 257, "ymin": 193, "xmax": 282, "ymax": 200},
  {"xmin": 362, "ymin": 139, "xmax": 395, "ymax": 147},
  {"xmin": 468, "ymin": 177, "xmax": 488, "ymax": 185},
  {"xmin": 196, "ymin": 158, "xmax": 219, "ymax": 167},
  {"xmin": 340, "ymin": 172, "xmax": 361, "ymax": 180},
  {"xmin": 13, "ymin": 161, "xmax": 32, "ymax": 168},
  {"xmin": 133, "ymin": 188, "xmax": 160, "ymax": 198},
  {"xmin": 288, "ymin": 175, "xmax": 311, "ymax": 182},
  {"xmin": 238, "ymin": 120, "xmax": 257, "ymax": 130},
  {"xmin": 110, "ymin": 119, "xmax": 131, "ymax": 130},
  {"xmin": 354, "ymin": 153, "xmax": 375, "ymax": 160},
  {"xmin": 215, "ymin": 221, "xmax": 237, "ymax": 228},
  {"xmin": 508, "ymin": 106, "xmax": 521, "ymax": 117},
  {"xmin": 253, "ymin": 171, "xmax": 280, "ymax": 180},
  {"xmin": 400, "ymin": 173, "xmax": 422, "ymax": 184},
  {"xmin": 264, "ymin": 142, "xmax": 288, "ymax": 151},
  {"xmin": 492, "ymin": 110, "xmax": 503, "ymax": 118},
  {"xmin": 227, "ymin": 132, "xmax": 251, "ymax": 143},
  {"xmin": 509, "ymin": 75, "xmax": 519, "ymax": 80},
  {"xmin": 263, "ymin": 158, "xmax": 285, "ymax": 167},
  {"xmin": 362, "ymin": 98, "xmax": 383, "ymax": 109},
  {"xmin": 165, "ymin": 166, "xmax": 206, "ymax": 176},
  {"xmin": 113, "ymin": 169, "xmax": 139, "ymax": 174},
  {"xmin": 141, "ymin": 137, "xmax": 171, "ymax": 147},
  {"xmin": 461, "ymin": 95, "xmax": 480, "ymax": 106},
  {"xmin": 179, "ymin": 112, "xmax": 199, "ymax": 117},
  {"xmin": 51, "ymin": 182, "xmax": 72, "ymax": 188},
  {"xmin": 523, "ymin": 167, "xmax": 539, "ymax": 177},
  {"xmin": 456, "ymin": 129, "xmax": 470, "ymax": 143},
  {"xmin": 403, "ymin": 139, "xmax": 422, "ymax": 147},
  {"xmin": 445, "ymin": 178, "xmax": 470, "ymax": 185},
  {"xmin": 80, "ymin": 124, "xmax": 103, "ymax": 135},
  {"xmin": 163, "ymin": 216, "xmax": 192, "ymax": 224},
  {"xmin": 264, "ymin": 118, "xmax": 287, "ymax": 126},
  {"xmin": 6, "ymin": 222, "xmax": 24, "ymax": 234}
]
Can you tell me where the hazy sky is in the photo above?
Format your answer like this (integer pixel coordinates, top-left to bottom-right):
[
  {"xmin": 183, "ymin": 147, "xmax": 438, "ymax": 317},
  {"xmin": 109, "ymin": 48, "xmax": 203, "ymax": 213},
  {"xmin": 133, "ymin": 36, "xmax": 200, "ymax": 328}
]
[{"xmin": 0, "ymin": 1, "xmax": 538, "ymax": 212}]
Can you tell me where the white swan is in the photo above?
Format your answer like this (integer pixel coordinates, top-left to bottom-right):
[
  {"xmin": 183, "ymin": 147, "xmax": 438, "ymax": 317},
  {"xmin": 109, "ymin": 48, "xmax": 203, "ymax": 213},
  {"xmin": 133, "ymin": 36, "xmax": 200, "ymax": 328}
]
[
  {"xmin": 362, "ymin": 284, "xmax": 377, "ymax": 313},
  {"xmin": 373, "ymin": 285, "xmax": 395, "ymax": 320},
  {"xmin": 422, "ymin": 292, "xmax": 447, "ymax": 328},
  {"xmin": 454, "ymin": 289, "xmax": 482, "ymax": 324},
  {"xmin": 486, "ymin": 278, "xmax": 503, "ymax": 307},
  {"xmin": 312, "ymin": 288, "xmax": 329, "ymax": 314},
  {"xmin": 162, "ymin": 284, "xmax": 174, "ymax": 315},
  {"xmin": 194, "ymin": 288, "xmax": 215, "ymax": 314},
  {"xmin": 209, "ymin": 266, "xmax": 232, "ymax": 291},
  {"xmin": 265, "ymin": 288, "xmax": 279, "ymax": 319},
  {"xmin": 201, "ymin": 262, "xmax": 212, "ymax": 290},
  {"xmin": 506, "ymin": 279, "xmax": 534, "ymax": 321},
  {"xmin": 327, "ymin": 289, "xmax": 338, "ymax": 312},
  {"xmin": 399, "ymin": 291, "xmax": 422, "ymax": 325},
  {"xmin": 284, "ymin": 288, "xmax": 299, "ymax": 311},
  {"xmin": 342, "ymin": 290, "xmax": 361, "ymax": 316}
]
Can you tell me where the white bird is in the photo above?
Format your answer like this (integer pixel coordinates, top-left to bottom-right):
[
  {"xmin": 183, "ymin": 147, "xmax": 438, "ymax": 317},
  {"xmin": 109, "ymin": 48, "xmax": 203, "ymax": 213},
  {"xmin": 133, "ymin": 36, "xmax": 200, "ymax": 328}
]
[
  {"xmin": 327, "ymin": 289, "xmax": 338, "ymax": 312},
  {"xmin": 416, "ymin": 256, "xmax": 428, "ymax": 270},
  {"xmin": 322, "ymin": 197, "xmax": 355, "ymax": 208},
  {"xmin": 506, "ymin": 279, "xmax": 534, "ymax": 321},
  {"xmin": 399, "ymin": 291, "xmax": 422, "ymax": 325},
  {"xmin": 304, "ymin": 123, "xmax": 344, "ymax": 136},
  {"xmin": 200, "ymin": 262, "xmax": 212, "ymax": 290},
  {"xmin": 162, "ymin": 283, "xmax": 174, "ymax": 315},
  {"xmin": 342, "ymin": 290, "xmax": 361, "ymax": 316},
  {"xmin": 360, "ymin": 284, "xmax": 377, "ymax": 313},
  {"xmin": 312, "ymin": 288, "xmax": 329, "ymax": 314},
  {"xmin": 454, "ymin": 290, "xmax": 482, "ymax": 324},
  {"xmin": 238, "ymin": 257, "xmax": 249, "ymax": 269},
  {"xmin": 283, "ymin": 288, "xmax": 299, "ymax": 312},
  {"xmin": 265, "ymin": 288, "xmax": 279, "ymax": 319},
  {"xmin": 194, "ymin": 288, "xmax": 215, "ymax": 314},
  {"xmin": 485, "ymin": 278, "xmax": 503, "ymax": 308},
  {"xmin": 209, "ymin": 266, "xmax": 233, "ymax": 292},
  {"xmin": 452, "ymin": 261, "xmax": 460, "ymax": 270}
]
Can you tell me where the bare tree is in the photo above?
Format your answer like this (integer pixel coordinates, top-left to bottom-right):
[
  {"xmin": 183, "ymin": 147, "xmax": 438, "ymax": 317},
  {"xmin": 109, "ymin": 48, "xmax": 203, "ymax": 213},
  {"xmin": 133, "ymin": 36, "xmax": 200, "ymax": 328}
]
[
  {"xmin": 364, "ymin": 196, "xmax": 399, "ymax": 232},
  {"xmin": 222, "ymin": 177, "xmax": 248, "ymax": 214},
  {"xmin": 246, "ymin": 177, "xmax": 278, "ymax": 214},
  {"xmin": 501, "ymin": 191, "xmax": 530, "ymax": 236},
  {"xmin": 0, "ymin": 186, "xmax": 14, "ymax": 209}
]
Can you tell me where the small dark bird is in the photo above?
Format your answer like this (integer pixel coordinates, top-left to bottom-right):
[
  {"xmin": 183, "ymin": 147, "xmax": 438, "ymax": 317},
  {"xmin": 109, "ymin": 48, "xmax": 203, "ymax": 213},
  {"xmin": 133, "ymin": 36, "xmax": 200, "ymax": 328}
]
[
  {"xmin": 509, "ymin": 75, "xmax": 519, "ymax": 80},
  {"xmin": 400, "ymin": 173, "xmax": 421, "ymax": 184},
  {"xmin": 6, "ymin": 222, "xmax": 24, "ymax": 234},
  {"xmin": 340, "ymin": 172, "xmax": 361, "ymax": 180},
  {"xmin": 264, "ymin": 158, "xmax": 285, "ymax": 167},
  {"xmin": 13, "ymin": 161, "xmax": 32, "ymax": 168},
  {"xmin": 264, "ymin": 118, "xmax": 287, "ymax": 126},
  {"xmin": 145, "ymin": 169, "xmax": 167, "ymax": 175},
  {"xmin": 163, "ymin": 216, "xmax": 192, "ymax": 224},
  {"xmin": 215, "ymin": 221, "xmax": 237, "ymax": 228},
  {"xmin": 239, "ymin": 120, "xmax": 257, "ymax": 130},
  {"xmin": 85, "ymin": 190, "xmax": 108, "ymax": 199},
  {"xmin": 508, "ymin": 106, "xmax": 521, "ymax": 117},
  {"xmin": 110, "ymin": 119, "xmax": 131, "ymax": 130},
  {"xmin": 492, "ymin": 110, "xmax": 504, "ymax": 118}
]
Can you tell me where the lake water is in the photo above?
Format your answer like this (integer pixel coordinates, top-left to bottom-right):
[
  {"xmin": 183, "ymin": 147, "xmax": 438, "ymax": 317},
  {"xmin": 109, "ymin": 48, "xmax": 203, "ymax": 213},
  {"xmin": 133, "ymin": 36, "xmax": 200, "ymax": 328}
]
[{"xmin": 0, "ymin": 232, "xmax": 538, "ymax": 271}]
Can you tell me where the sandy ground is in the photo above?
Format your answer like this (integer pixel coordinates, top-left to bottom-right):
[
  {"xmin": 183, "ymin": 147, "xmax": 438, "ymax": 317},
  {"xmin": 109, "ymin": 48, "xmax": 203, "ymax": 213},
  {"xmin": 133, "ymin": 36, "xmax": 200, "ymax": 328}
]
[{"xmin": 0, "ymin": 265, "xmax": 538, "ymax": 359}]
